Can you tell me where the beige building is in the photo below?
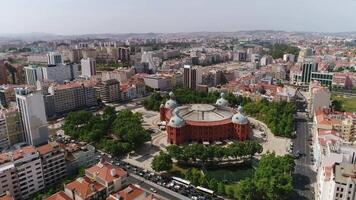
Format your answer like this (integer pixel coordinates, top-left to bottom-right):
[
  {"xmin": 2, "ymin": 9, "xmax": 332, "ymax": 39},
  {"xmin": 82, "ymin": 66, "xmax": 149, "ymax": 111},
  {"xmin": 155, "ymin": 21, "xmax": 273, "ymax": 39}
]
[
  {"xmin": 308, "ymin": 81, "xmax": 331, "ymax": 117},
  {"xmin": 97, "ymin": 79, "xmax": 120, "ymax": 103},
  {"xmin": 0, "ymin": 107, "xmax": 23, "ymax": 150}
]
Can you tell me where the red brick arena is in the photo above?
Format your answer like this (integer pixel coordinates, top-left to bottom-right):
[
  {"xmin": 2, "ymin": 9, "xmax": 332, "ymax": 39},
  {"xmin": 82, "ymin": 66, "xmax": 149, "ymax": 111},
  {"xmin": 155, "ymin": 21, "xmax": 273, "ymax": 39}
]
[{"xmin": 160, "ymin": 92, "xmax": 250, "ymax": 145}]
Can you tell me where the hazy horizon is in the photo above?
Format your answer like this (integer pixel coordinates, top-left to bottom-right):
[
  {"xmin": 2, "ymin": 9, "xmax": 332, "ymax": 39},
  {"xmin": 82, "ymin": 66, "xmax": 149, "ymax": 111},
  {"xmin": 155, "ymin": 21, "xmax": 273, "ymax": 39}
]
[{"xmin": 1, "ymin": 0, "xmax": 356, "ymax": 35}]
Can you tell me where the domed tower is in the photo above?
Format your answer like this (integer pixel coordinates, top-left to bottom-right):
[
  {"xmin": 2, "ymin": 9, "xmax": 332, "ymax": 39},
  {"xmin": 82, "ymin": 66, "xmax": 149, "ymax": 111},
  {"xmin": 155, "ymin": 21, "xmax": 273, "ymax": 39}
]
[
  {"xmin": 167, "ymin": 108, "xmax": 186, "ymax": 145},
  {"xmin": 216, "ymin": 92, "xmax": 229, "ymax": 107},
  {"xmin": 160, "ymin": 91, "xmax": 178, "ymax": 121},
  {"xmin": 232, "ymin": 112, "xmax": 250, "ymax": 140}
]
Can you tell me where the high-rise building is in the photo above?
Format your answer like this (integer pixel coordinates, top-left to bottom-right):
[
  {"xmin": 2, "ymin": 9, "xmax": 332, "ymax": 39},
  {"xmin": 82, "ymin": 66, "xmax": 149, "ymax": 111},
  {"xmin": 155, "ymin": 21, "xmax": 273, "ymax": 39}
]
[
  {"xmin": 118, "ymin": 47, "xmax": 130, "ymax": 62},
  {"xmin": 183, "ymin": 65, "xmax": 201, "ymax": 90},
  {"xmin": 41, "ymin": 64, "xmax": 81, "ymax": 83},
  {"xmin": 81, "ymin": 58, "xmax": 96, "ymax": 77},
  {"xmin": 301, "ymin": 61, "xmax": 318, "ymax": 84},
  {"xmin": 47, "ymin": 52, "xmax": 63, "ymax": 65},
  {"xmin": 291, "ymin": 60, "xmax": 319, "ymax": 86},
  {"xmin": 0, "ymin": 59, "xmax": 7, "ymax": 84},
  {"xmin": 0, "ymin": 107, "xmax": 23, "ymax": 150},
  {"xmin": 15, "ymin": 88, "xmax": 48, "ymax": 146},
  {"xmin": 24, "ymin": 65, "xmax": 44, "ymax": 85},
  {"xmin": 97, "ymin": 79, "xmax": 120, "ymax": 103}
]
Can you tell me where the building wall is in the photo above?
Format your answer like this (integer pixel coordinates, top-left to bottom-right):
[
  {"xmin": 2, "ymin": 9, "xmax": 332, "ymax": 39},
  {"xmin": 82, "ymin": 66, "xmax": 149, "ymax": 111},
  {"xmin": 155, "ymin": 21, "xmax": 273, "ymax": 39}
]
[
  {"xmin": 16, "ymin": 89, "xmax": 48, "ymax": 146},
  {"xmin": 40, "ymin": 145, "xmax": 67, "ymax": 186},
  {"xmin": 167, "ymin": 121, "xmax": 250, "ymax": 145}
]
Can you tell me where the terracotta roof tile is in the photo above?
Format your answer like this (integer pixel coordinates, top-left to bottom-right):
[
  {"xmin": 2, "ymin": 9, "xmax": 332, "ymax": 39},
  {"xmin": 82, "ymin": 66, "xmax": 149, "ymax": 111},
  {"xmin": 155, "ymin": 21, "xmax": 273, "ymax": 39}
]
[{"xmin": 44, "ymin": 191, "xmax": 72, "ymax": 200}]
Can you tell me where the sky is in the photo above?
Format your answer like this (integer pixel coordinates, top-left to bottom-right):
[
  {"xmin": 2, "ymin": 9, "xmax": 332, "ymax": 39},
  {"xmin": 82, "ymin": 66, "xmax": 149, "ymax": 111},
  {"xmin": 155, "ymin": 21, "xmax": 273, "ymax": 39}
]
[{"xmin": 0, "ymin": 0, "xmax": 356, "ymax": 35}]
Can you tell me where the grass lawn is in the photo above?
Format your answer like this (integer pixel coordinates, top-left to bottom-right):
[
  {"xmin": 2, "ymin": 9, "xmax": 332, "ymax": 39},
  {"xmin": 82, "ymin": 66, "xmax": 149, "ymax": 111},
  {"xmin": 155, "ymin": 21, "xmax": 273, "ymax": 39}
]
[{"xmin": 331, "ymin": 95, "xmax": 356, "ymax": 112}]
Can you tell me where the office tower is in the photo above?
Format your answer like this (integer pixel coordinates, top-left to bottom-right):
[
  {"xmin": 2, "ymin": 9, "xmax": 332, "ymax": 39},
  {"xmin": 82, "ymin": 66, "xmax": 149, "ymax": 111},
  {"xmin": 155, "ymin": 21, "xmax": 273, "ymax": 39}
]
[
  {"xmin": 183, "ymin": 65, "xmax": 201, "ymax": 90},
  {"xmin": 301, "ymin": 61, "xmax": 318, "ymax": 84},
  {"xmin": 15, "ymin": 88, "xmax": 48, "ymax": 146},
  {"xmin": 41, "ymin": 64, "xmax": 81, "ymax": 83},
  {"xmin": 0, "ymin": 59, "xmax": 7, "ymax": 84},
  {"xmin": 81, "ymin": 58, "xmax": 97, "ymax": 77},
  {"xmin": 47, "ymin": 52, "xmax": 63, "ymax": 65},
  {"xmin": 24, "ymin": 65, "xmax": 44, "ymax": 85}
]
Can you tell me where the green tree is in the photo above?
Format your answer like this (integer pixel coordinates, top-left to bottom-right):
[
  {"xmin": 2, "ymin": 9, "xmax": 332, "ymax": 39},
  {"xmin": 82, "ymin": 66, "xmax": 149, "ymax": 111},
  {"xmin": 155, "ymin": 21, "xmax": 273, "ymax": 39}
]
[
  {"xmin": 151, "ymin": 151, "xmax": 173, "ymax": 172},
  {"xmin": 235, "ymin": 178, "xmax": 255, "ymax": 200}
]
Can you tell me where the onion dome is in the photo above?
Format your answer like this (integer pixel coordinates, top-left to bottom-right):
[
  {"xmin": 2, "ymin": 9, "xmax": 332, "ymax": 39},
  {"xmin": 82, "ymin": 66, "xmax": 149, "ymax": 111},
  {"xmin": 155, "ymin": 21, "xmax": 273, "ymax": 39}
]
[
  {"xmin": 168, "ymin": 109, "xmax": 185, "ymax": 128},
  {"xmin": 232, "ymin": 113, "xmax": 248, "ymax": 124},
  {"xmin": 165, "ymin": 91, "xmax": 178, "ymax": 109},
  {"xmin": 216, "ymin": 92, "xmax": 229, "ymax": 107}
]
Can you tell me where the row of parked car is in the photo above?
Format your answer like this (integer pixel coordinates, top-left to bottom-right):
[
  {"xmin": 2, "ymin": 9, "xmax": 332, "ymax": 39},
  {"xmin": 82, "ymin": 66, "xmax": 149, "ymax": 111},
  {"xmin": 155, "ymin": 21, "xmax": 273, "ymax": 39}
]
[{"xmin": 113, "ymin": 159, "xmax": 222, "ymax": 200}]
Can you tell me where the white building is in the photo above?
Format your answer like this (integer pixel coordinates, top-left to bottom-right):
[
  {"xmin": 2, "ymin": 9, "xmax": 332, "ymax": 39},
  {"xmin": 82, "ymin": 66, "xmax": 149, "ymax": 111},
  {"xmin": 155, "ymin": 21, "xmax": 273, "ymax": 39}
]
[
  {"xmin": 15, "ymin": 88, "xmax": 48, "ymax": 146},
  {"xmin": 0, "ymin": 146, "xmax": 44, "ymax": 199},
  {"xmin": 41, "ymin": 64, "xmax": 81, "ymax": 83},
  {"xmin": 47, "ymin": 52, "xmax": 63, "ymax": 65},
  {"xmin": 283, "ymin": 54, "xmax": 296, "ymax": 62},
  {"xmin": 24, "ymin": 65, "xmax": 44, "ymax": 85},
  {"xmin": 81, "ymin": 58, "xmax": 97, "ymax": 77}
]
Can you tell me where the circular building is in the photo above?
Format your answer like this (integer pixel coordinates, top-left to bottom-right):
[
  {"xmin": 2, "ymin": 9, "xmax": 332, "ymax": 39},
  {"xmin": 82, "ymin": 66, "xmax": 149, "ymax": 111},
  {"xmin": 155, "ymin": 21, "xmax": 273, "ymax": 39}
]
[{"xmin": 160, "ymin": 92, "xmax": 250, "ymax": 145}]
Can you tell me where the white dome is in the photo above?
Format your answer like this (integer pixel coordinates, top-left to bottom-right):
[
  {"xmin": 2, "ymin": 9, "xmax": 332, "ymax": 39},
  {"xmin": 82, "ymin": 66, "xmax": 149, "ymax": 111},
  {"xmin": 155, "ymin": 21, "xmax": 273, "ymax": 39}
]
[
  {"xmin": 232, "ymin": 113, "xmax": 248, "ymax": 124},
  {"xmin": 165, "ymin": 99, "xmax": 178, "ymax": 109},
  {"xmin": 168, "ymin": 113, "xmax": 185, "ymax": 128},
  {"xmin": 216, "ymin": 92, "xmax": 229, "ymax": 107}
]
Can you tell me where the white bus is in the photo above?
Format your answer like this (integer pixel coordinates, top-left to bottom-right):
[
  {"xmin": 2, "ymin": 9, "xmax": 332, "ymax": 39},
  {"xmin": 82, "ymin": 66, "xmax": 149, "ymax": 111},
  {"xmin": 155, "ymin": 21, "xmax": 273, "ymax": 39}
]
[
  {"xmin": 172, "ymin": 176, "xmax": 191, "ymax": 186},
  {"xmin": 196, "ymin": 186, "xmax": 214, "ymax": 196}
]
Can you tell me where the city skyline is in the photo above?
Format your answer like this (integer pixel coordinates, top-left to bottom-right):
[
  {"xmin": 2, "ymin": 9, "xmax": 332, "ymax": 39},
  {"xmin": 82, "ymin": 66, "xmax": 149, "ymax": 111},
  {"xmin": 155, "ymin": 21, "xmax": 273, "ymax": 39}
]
[{"xmin": 0, "ymin": 0, "xmax": 356, "ymax": 35}]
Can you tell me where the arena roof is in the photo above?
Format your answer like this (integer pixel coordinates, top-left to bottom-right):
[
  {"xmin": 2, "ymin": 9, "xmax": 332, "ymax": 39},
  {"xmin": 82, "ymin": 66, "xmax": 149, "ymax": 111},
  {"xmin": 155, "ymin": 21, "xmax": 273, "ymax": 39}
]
[{"xmin": 176, "ymin": 104, "xmax": 234, "ymax": 122}]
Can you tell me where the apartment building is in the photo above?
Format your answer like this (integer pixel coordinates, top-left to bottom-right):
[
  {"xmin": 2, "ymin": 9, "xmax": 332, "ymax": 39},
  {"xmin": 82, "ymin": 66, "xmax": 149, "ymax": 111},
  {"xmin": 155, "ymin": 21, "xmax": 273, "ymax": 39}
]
[
  {"xmin": 317, "ymin": 162, "xmax": 356, "ymax": 200},
  {"xmin": 0, "ymin": 192, "xmax": 14, "ymax": 200},
  {"xmin": 0, "ymin": 146, "xmax": 44, "ymax": 199},
  {"xmin": 64, "ymin": 143, "xmax": 96, "ymax": 176},
  {"xmin": 97, "ymin": 79, "xmax": 120, "ymax": 103},
  {"xmin": 37, "ymin": 142, "xmax": 67, "ymax": 187},
  {"xmin": 308, "ymin": 81, "xmax": 331, "ymax": 117},
  {"xmin": 45, "ymin": 160, "xmax": 128, "ymax": 200},
  {"xmin": 44, "ymin": 80, "xmax": 99, "ymax": 118},
  {"xmin": 106, "ymin": 184, "xmax": 146, "ymax": 200},
  {"xmin": 85, "ymin": 160, "xmax": 128, "ymax": 195},
  {"xmin": 314, "ymin": 109, "xmax": 356, "ymax": 143},
  {"xmin": 0, "ymin": 107, "xmax": 23, "ymax": 150}
]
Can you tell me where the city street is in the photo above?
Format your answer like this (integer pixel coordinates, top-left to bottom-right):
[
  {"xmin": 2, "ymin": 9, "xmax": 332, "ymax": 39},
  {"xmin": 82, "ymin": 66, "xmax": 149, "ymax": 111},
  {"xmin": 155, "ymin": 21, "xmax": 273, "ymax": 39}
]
[
  {"xmin": 292, "ymin": 112, "xmax": 316, "ymax": 200},
  {"xmin": 127, "ymin": 175, "xmax": 188, "ymax": 200}
]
